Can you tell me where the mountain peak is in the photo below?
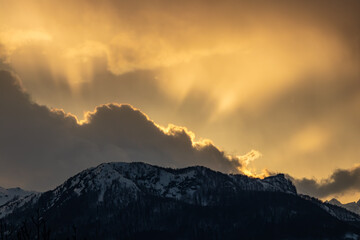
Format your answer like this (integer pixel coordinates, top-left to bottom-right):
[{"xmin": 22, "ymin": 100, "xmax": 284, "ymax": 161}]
[
  {"xmin": 328, "ymin": 198, "xmax": 342, "ymax": 206},
  {"xmin": 0, "ymin": 186, "xmax": 34, "ymax": 206},
  {"xmin": 327, "ymin": 198, "xmax": 360, "ymax": 216},
  {"xmin": 1, "ymin": 162, "xmax": 360, "ymax": 239},
  {"xmin": 1, "ymin": 161, "xmax": 298, "ymax": 219}
]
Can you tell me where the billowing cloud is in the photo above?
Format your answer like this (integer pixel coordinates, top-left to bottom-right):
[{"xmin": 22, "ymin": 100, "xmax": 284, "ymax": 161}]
[
  {"xmin": 0, "ymin": 70, "xmax": 248, "ymax": 191},
  {"xmin": 292, "ymin": 165, "xmax": 360, "ymax": 199},
  {"xmin": 1, "ymin": 0, "xmax": 359, "ymax": 114},
  {"xmin": 0, "ymin": 29, "xmax": 52, "ymax": 62},
  {"xmin": 1, "ymin": 0, "xmax": 360, "ymax": 201}
]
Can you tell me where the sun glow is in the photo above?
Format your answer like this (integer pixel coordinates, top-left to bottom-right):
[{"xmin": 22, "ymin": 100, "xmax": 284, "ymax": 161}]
[
  {"xmin": 0, "ymin": 0, "xmax": 353, "ymax": 117},
  {"xmin": 1, "ymin": 0, "xmax": 360, "ymax": 202}
]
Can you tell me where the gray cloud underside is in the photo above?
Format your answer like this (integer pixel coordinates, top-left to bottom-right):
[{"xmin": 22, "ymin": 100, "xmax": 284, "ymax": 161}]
[
  {"xmin": 292, "ymin": 166, "xmax": 360, "ymax": 198},
  {"xmin": 2, "ymin": 69, "xmax": 360, "ymax": 199},
  {"xmin": 0, "ymin": 70, "xmax": 241, "ymax": 191}
]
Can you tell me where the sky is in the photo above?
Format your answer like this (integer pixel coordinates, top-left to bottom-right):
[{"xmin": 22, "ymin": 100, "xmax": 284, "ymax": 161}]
[{"xmin": 0, "ymin": 0, "xmax": 359, "ymax": 203}]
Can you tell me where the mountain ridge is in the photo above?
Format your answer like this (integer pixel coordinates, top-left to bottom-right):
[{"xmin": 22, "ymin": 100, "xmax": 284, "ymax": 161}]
[
  {"xmin": 327, "ymin": 198, "xmax": 360, "ymax": 216},
  {"xmin": 1, "ymin": 162, "xmax": 360, "ymax": 239},
  {"xmin": 0, "ymin": 187, "xmax": 34, "ymax": 207},
  {"xmin": 0, "ymin": 161, "xmax": 297, "ymax": 218}
]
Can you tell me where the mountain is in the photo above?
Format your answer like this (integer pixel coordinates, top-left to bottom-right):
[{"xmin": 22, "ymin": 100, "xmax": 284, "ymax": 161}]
[
  {"xmin": 0, "ymin": 162, "xmax": 297, "ymax": 218},
  {"xmin": 327, "ymin": 198, "xmax": 360, "ymax": 216},
  {"xmin": 0, "ymin": 187, "xmax": 34, "ymax": 206},
  {"xmin": 1, "ymin": 162, "xmax": 360, "ymax": 239}
]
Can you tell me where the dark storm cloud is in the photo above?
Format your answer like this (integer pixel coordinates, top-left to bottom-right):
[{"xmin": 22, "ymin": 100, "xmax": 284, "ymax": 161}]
[
  {"xmin": 0, "ymin": 70, "xmax": 241, "ymax": 191},
  {"xmin": 292, "ymin": 166, "xmax": 360, "ymax": 198},
  {"xmin": 80, "ymin": 103, "xmax": 241, "ymax": 172}
]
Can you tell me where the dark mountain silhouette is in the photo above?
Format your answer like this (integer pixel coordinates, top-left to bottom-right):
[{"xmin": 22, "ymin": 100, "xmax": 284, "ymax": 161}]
[
  {"xmin": 1, "ymin": 162, "xmax": 360, "ymax": 239},
  {"xmin": 327, "ymin": 198, "xmax": 360, "ymax": 216},
  {"xmin": 0, "ymin": 187, "xmax": 34, "ymax": 207}
]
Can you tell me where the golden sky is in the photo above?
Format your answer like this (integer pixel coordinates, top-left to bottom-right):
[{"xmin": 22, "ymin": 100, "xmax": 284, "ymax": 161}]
[{"xmin": 0, "ymin": 0, "xmax": 360, "ymax": 203}]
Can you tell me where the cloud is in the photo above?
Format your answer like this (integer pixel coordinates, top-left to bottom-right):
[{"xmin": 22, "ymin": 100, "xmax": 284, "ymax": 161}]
[
  {"xmin": 289, "ymin": 125, "xmax": 331, "ymax": 154},
  {"xmin": 0, "ymin": 29, "xmax": 52, "ymax": 62},
  {"xmin": 79, "ymin": 103, "xmax": 243, "ymax": 172},
  {"xmin": 206, "ymin": 68, "xmax": 360, "ymax": 186},
  {"xmin": 1, "ymin": 0, "xmax": 359, "ymax": 116},
  {"xmin": 292, "ymin": 166, "xmax": 360, "ymax": 198},
  {"xmin": 0, "ymin": 70, "xmax": 247, "ymax": 191},
  {"xmin": 1, "ymin": 0, "xmax": 360, "ymax": 201}
]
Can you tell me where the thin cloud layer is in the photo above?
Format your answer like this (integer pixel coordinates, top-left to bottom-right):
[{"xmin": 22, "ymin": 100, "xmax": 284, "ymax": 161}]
[
  {"xmin": 1, "ymin": 0, "xmax": 359, "ymax": 115},
  {"xmin": 0, "ymin": 70, "xmax": 244, "ymax": 191}
]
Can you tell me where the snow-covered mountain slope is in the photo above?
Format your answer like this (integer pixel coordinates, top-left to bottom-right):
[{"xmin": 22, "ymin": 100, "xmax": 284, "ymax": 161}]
[
  {"xmin": 0, "ymin": 162, "xmax": 296, "ymax": 218},
  {"xmin": 0, "ymin": 187, "xmax": 35, "ymax": 206},
  {"xmin": 48, "ymin": 162, "xmax": 297, "ymax": 206},
  {"xmin": 327, "ymin": 198, "xmax": 360, "ymax": 216},
  {"xmin": 299, "ymin": 195, "xmax": 360, "ymax": 222},
  {"xmin": 1, "ymin": 162, "xmax": 360, "ymax": 239}
]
